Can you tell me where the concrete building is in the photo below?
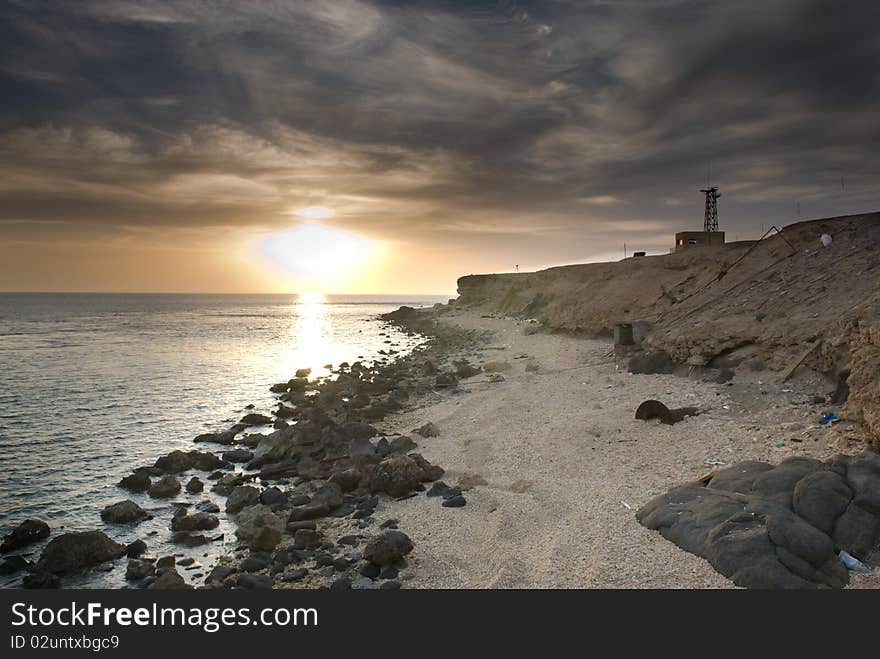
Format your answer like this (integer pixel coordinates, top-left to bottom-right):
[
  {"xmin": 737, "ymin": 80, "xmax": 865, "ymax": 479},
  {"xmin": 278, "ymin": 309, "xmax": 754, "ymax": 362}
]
[{"xmin": 674, "ymin": 230, "xmax": 725, "ymax": 251}]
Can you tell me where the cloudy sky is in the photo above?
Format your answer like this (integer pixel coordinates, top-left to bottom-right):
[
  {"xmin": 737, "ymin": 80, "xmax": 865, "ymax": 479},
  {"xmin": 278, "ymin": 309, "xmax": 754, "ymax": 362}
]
[{"xmin": 1, "ymin": 0, "xmax": 878, "ymax": 293}]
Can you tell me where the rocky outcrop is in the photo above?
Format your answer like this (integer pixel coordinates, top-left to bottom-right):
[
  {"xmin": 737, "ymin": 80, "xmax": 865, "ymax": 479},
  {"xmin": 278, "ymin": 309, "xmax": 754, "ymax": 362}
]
[
  {"xmin": 844, "ymin": 317, "xmax": 880, "ymax": 449},
  {"xmin": 638, "ymin": 451, "xmax": 880, "ymax": 588}
]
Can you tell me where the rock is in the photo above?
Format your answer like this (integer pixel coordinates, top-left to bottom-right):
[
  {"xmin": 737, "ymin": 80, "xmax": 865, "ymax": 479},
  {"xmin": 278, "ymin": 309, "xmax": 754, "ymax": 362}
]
[
  {"xmin": 330, "ymin": 576, "xmax": 352, "ymax": 590},
  {"xmin": 293, "ymin": 529, "xmax": 321, "ymax": 550},
  {"xmin": 487, "ymin": 373, "xmax": 505, "ymax": 383},
  {"xmin": 628, "ymin": 351, "xmax": 675, "ymax": 375},
  {"xmin": 259, "ymin": 486, "xmax": 287, "ymax": 508},
  {"xmin": 222, "ymin": 448, "xmax": 254, "ymax": 463},
  {"xmin": 234, "ymin": 505, "xmax": 285, "ymax": 552},
  {"xmin": 295, "ymin": 367, "xmax": 312, "ymax": 378},
  {"xmin": 126, "ymin": 539, "xmax": 147, "ymax": 558},
  {"xmin": 349, "ymin": 436, "xmax": 378, "ymax": 467},
  {"xmin": 379, "ymin": 580, "xmax": 401, "ymax": 590},
  {"xmin": 408, "ymin": 453, "xmax": 444, "ymax": 481},
  {"xmin": 637, "ymin": 478, "xmax": 850, "ymax": 589},
  {"xmin": 185, "ymin": 477, "xmax": 204, "ymax": 494},
  {"xmin": 329, "ymin": 468, "xmax": 362, "ymax": 493},
  {"xmin": 240, "ymin": 413, "xmax": 273, "ymax": 426},
  {"xmin": 196, "ymin": 500, "xmax": 220, "ymax": 513},
  {"xmin": 455, "ymin": 362, "xmax": 481, "ymax": 378},
  {"xmin": 311, "ymin": 482, "xmax": 343, "ymax": 510},
  {"xmin": 426, "ymin": 481, "xmax": 451, "ymax": 498},
  {"xmin": 156, "ymin": 556, "xmax": 175, "ymax": 569},
  {"xmin": 1, "ymin": 519, "xmax": 50, "ymax": 553},
  {"xmin": 389, "ymin": 435, "xmax": 418, "ymax": 453},
  {"xmin": 125, "ymin": 559, "xmax": 155, "ymax": 581},
  {"xmin": 225, "ymin": 485, "xmax": 260, "ymax": 513},
  {"xmin": 154, "ymin": 450, "xmax": 194, "ymax": 474},
  {"xmin": 37, "ymin": 530, "xmax": 126, "ymax": 574},
  {"xmin": 237, "ymin": 573, "xmax": 274, "ymax": 589},
  {"xmin": 22, "ymin": 572, "xmax": 61, "ymax": 589},
  {"xmin": 148, "ymin": 475, "xmax": 181, "ymax": 499},
  {"xmin": 369, "ymin": 455, "xmax": 425, "ymax": 498},
  {"xmin": 286, "ymin": 520, "xmax": 317, "ymax": 532},
  {"xmin": 100, "ymin": 500, "xmax": 151, "ymax": 524},
  {"xmin": 148, "ymin": 569, "xmax": 191, "ymax": 589},
  {"xmin": 0, "ymin": 555, "xmax": 31, "ymax": 574},
  {"xmin": 363, "ymin": 531, "xmax": 414, "ymax": 566},
  {"xmin": 171, "ymin": 532, "xmax": 211, "ymax": 547},
  {"xmin": 206, "ymin": 565, "xmax": 234, "ymax": 584},
  {"xmin": 118, "ymin": 472, "xmax": 151, "ymax": 493},
  {"xmin": 241, "ymin": 553, "xmax": 272, "ymax": 572},
  {"xmin": 288, "ymin": 503, "xmax": 330, "ymax": 522},
  {"xmin": 352, "ymin": 576, "xmax": 374, "ymax": 589},
  {"xmin": 482, "ymin": 361, "xmax": 511, "ymax": 373},
  {"xmin": 442, "ymin": 495, "xmax": 467, "ymax": 508},
  {"xmin": 379, "ymin": 565, "xmax": 399, "ymax": 580},
  {"xmin": 434, "ymin": 373, "xmax": 458, "ymax": 388},
  {"xmin": 171, "ymin": 512, "xmax": 219, "ymax": 533},
  {"xmin": 413, "ymin": 422, "xmax": 440, "ymax": 438}
]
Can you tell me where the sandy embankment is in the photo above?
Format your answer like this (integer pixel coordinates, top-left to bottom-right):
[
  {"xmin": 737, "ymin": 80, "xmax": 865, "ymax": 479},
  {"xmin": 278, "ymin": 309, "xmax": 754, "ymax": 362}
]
[{"xmin": 377, "ymin": 309, "xmax": 879, "ymax": 589}]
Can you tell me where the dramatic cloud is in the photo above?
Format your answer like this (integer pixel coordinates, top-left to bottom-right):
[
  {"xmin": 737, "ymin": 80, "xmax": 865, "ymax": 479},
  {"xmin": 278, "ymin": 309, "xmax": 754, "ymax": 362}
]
[{"xmin": 1, "ymin": 0, "xmax": 878, "ymax": 292}]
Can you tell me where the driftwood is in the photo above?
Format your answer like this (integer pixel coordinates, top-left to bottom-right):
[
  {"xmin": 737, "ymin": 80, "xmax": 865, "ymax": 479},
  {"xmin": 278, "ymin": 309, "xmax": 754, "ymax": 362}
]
[
  {"xmin": 779, "ymin": 339, "xmax": 822, "ymax": 384},
  {"xmin": 635, "ymin": 399, "xmax": 702, "ymax": 425}
]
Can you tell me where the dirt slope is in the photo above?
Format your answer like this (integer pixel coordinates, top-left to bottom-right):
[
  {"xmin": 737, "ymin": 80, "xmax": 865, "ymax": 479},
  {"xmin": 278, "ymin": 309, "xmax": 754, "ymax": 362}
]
[{"xmin": 455, "ymin": 212, "xmax": 880, "ymax": 442}]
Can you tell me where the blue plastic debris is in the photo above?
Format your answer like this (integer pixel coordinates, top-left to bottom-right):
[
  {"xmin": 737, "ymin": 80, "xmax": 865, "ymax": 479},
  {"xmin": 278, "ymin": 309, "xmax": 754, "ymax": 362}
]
[
  {"xmin": 838, "ymin": 550, "xmax": 873, "ymax": 573},
  {"xmin": 819, "ymin": 412, "xmax": 839, "ymax": 425}
]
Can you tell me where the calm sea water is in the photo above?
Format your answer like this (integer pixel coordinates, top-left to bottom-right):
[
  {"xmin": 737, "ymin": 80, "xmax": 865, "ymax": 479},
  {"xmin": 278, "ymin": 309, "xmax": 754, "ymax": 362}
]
[{"xmin": 0, "ymin": 293, "xmax": 445, "ymax": 587}]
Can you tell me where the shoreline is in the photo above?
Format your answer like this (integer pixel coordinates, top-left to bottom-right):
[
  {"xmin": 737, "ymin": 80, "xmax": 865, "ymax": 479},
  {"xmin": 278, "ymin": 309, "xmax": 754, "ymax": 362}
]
[
  {"xmin": 4, "ymin": 302, "xmax": 878, "ymax": 589},
  {"xmin": 372, "ymin": 306, "xmax": 880, "ymax": 588}
]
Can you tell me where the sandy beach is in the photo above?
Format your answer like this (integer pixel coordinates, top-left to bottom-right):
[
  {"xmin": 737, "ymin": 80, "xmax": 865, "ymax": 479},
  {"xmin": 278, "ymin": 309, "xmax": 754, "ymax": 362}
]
[{"xmin": 377, "ymin": 308, "xmax": 880, "ymax": 588}]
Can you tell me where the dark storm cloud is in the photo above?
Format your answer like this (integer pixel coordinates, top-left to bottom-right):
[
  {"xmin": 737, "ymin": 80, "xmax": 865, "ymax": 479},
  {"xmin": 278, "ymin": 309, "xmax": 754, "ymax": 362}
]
[{"xmin": 1, "ymin": 0, "xmax": 879, "ymax": 247}]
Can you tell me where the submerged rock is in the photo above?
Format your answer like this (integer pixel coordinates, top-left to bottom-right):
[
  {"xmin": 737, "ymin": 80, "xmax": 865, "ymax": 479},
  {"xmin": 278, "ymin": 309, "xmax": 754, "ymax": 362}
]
[{"xmin": 100, "ymin": 500, "xmax": 152, "ymax": 524}]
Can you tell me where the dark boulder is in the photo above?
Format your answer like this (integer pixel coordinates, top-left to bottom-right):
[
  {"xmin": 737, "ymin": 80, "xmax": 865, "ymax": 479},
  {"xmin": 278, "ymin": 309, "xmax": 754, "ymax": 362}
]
[
  {"xmin": 36, "ymin": 531, "xmax": 126, "ymax": 575},
  {"xmin": 148, "ymin": 475, "xmax": 181, "ymax": 499},
  {"xmin": 1, "ymin": 519, "xmax": 50, "ymax": 553},
  {"xmin": 118, "ymin": 472, "xmax": 151, "ymax": 493},
  {"xmin": 363, "ymin": 531, "xmax": 413, "ymax": 566},
  {"xmin": 100, "ymin": 500, "xmax": 152, "ymax": 524}
]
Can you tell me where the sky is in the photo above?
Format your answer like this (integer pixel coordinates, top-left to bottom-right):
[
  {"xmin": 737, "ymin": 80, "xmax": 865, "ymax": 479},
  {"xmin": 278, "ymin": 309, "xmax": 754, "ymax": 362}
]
[{"xmin": 1, "ymin": 0, "xmax": 878, "ymax": 294}]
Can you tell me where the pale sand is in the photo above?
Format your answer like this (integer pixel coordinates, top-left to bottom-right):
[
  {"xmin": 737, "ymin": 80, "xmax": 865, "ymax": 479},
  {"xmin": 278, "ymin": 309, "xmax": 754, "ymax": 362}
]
[{"xmin": 377, "ymin": 310, "xmax": 880, "ymax": 589}]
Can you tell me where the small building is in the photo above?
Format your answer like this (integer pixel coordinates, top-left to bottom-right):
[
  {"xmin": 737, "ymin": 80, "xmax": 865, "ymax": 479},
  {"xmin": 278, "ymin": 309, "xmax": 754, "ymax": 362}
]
[{"xmin": 674, "ymin": 230, "xmax": 725, "ymax": 251}]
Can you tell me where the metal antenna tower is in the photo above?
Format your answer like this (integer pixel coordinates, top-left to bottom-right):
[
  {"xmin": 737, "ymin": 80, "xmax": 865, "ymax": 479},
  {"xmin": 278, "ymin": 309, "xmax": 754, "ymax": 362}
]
[{"xmin": 700, "ymin": 186, "xmax": 720, "ymax": 232}]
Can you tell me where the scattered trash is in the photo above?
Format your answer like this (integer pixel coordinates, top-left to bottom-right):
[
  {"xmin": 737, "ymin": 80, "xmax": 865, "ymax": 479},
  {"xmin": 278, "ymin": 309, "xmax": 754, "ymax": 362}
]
[
  {"xmin": 819, "ymin": 412, "xmax": 839, "ymax": 425},
  {"xmin": 820, "ymin": 233, "xmax": 833, "ymax": 247},
  {"xmin": 838, "ymin": 550, "xmax": 873, "ymax": 573},
  {"xmin": 621, "ymin": 501, "xmax": 632, "ymax": 510},
  {"xmin": 775, "ymin": 442, "xmax": 785, "ymax": 448},
  {"xmin": 704, "ymin": 459, "xmax": 726, "ymax": 466}
]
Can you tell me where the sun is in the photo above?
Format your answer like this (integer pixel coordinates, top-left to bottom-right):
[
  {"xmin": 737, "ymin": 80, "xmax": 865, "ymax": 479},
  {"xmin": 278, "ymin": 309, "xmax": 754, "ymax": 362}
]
[{"xmin": 259, "ymin": 222, "xmax": 381, "ymax": 282}]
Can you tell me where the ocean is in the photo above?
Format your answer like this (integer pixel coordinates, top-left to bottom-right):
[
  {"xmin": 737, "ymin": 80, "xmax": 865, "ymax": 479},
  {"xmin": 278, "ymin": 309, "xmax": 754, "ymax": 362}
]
[{"xmin": 0, "ymin": 293, "xmax": 446, "ymax": 587}]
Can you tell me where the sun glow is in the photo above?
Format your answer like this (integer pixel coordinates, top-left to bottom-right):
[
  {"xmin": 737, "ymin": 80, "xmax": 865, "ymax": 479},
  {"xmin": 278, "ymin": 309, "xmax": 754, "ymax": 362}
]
[{"xmin": 258, "ymin": 223, "xmax": 382, "ymax": 290}]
